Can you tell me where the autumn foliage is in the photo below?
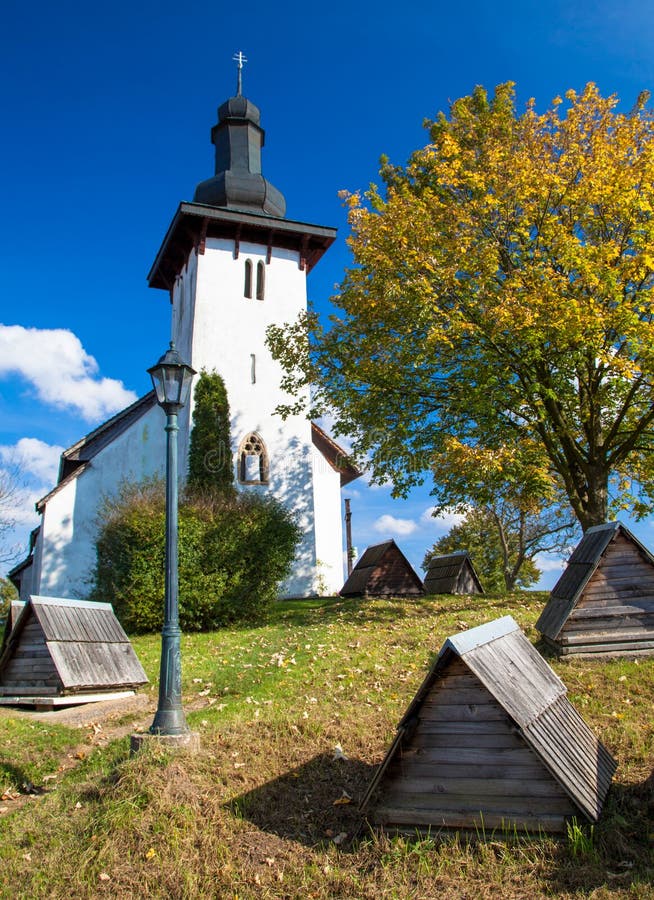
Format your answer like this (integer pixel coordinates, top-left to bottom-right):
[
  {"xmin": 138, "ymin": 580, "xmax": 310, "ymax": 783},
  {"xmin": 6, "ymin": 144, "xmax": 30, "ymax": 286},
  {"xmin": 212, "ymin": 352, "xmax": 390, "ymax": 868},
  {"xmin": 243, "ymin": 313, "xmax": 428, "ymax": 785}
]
[{"xmin": 268, "ymin": 83, "xmax": 654, "ymax": 529}]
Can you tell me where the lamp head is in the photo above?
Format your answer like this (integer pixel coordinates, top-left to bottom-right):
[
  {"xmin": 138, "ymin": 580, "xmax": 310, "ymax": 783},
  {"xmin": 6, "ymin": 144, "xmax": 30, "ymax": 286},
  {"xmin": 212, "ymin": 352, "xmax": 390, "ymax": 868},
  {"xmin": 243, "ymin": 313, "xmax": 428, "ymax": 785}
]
[{"xmin": 148, "ymin": 343, "xmax": 196, "ymax": 413}]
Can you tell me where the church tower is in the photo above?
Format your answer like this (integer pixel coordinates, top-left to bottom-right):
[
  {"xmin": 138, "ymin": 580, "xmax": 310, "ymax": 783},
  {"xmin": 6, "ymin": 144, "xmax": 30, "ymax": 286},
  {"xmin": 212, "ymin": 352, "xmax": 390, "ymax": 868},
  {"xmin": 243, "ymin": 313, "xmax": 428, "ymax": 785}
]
[{"xmin": 147, "ymin": 58, "xmax": 355, "ymax": 596}]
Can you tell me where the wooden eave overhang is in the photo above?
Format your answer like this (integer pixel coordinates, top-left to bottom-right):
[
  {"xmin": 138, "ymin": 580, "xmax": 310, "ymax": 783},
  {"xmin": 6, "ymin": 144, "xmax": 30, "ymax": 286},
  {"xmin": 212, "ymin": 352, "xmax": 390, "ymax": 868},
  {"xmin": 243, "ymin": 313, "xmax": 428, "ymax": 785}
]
[
  {"xmin": 60, "ymin": 392, "xmax": 157, "ymax": 472},
  {"xmin": 311, "ymin": 422, "xmax": 362, "ymax": 487},
  {"xmin": 36, "ymin": 463, "xmax": 90, "ymax": 513},
  {"xmin": 148, "ymin": 202, "xmax": 337, "ymax": 291}
]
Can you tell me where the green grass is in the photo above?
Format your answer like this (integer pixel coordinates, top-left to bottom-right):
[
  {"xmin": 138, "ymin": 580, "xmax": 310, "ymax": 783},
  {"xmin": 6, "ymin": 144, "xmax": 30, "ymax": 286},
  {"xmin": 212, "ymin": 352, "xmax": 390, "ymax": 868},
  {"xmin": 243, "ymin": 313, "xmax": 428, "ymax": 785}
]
[
  {"xmin": 0, "ymin": 593, "xmax": 652, "ymax": 899},
  {"xmin": 0, "ymin": 717, "xmax": 79, "ymax": 794}
]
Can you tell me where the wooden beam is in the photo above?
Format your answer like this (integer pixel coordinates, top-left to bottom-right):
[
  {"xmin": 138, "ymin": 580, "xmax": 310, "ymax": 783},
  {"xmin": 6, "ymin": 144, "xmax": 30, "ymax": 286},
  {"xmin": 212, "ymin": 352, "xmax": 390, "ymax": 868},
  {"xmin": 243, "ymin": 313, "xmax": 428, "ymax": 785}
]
[
  {"xmin": 266, "ymin": 229, "xmax": 275, "ymax": 264},
  {"xmin": 197, "ymin": 217, "xmax": 208, "ymax": 255},
  {"xmin": 299, "ymin": 235, "xmax": 309, "ymax": 271}
]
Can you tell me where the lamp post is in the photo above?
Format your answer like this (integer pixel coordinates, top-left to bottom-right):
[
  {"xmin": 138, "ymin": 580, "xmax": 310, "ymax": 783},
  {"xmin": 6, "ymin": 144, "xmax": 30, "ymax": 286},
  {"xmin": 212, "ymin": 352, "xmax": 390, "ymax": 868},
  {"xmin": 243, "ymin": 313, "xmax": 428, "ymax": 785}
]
[{"xmin": 147, "ymin": 342, "xmax": 196, "ymax": 738}]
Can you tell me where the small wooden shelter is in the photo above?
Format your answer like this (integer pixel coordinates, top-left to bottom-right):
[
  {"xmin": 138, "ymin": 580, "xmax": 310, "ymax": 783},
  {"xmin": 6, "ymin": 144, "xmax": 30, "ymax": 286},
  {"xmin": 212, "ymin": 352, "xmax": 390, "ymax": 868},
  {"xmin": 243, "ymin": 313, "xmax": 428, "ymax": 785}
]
[
  {"xmin": 0, "ymin": 596, "xmax": 148, "ymax": 707},
  {"xmin": 361, "ymin": 616, "xmax": 616, "ymax": 833},
  {"xmin": 537, "ymin": 522, "xmax": 654, "ymax": 658},
  {"xmin": 340, "ymin": 540, "xmax": 424, "ymax": 598},
  {"xmin": 423, "ymin": 551, "xmax": 484, "ymax": 595}
]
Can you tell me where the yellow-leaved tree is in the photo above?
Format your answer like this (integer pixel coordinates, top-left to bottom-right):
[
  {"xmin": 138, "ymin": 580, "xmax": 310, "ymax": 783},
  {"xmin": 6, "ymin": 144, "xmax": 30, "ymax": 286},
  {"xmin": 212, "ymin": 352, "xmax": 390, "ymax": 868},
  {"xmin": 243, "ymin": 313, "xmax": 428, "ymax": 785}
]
[{"xmin": 267, "ymin": 83, "xmax": 654, "ymax": 530}]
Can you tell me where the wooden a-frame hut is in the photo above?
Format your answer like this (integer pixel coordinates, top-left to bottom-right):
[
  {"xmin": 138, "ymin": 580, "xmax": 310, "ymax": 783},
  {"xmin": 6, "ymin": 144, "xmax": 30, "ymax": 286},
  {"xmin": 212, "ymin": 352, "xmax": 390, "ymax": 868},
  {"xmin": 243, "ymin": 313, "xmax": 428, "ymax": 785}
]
[
  {"xmin": 340, "ymin": 540, "xmax": 424, "ymax": 598},
  {"xmin": 423, "ymin": 551, "xmax": 484, "ymax": 595},
  {"xmin": 0, "ymin": 596, "xmax": 148, "ymax": 707},
  {"xmin": 360, "ymin": 616, "xmax": 616, "ymax": 833},
  {"xmin": 537, "ymin": 522, "xmax": 654, "ymax": 658}
]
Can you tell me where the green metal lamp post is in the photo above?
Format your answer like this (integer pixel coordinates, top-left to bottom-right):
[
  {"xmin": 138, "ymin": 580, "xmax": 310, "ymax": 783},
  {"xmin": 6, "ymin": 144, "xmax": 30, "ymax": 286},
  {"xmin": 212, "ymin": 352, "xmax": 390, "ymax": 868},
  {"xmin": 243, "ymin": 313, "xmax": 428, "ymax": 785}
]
[{"xmin": 147, "ymin": 342, "xmax": 196, "ymax": 736}]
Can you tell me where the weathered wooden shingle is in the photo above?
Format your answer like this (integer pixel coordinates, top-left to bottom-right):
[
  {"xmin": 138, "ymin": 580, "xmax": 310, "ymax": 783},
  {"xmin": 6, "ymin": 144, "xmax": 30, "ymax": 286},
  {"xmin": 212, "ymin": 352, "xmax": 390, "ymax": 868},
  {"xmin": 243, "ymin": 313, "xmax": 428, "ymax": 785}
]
[
  {"xmin": 340, "ymin": 540, "xmax": 424, "ymax": 598},
  {"xmin": 35, "ymin": 597, "xmax": 129, "ymax": 644},
  {"xmin": 361, "ymin": 616, "xmax": 616, "ymax": 832},
  {"xmin": 0, "ymin": 596, "xmax": 148, "ymax": 700},
  {"xmin": 423, "ymin": 551, "xmax": 484, "ymax": 595},
  {"xmin": 537, "ymin": 522, "xmax": 654, "ymax": 657}
]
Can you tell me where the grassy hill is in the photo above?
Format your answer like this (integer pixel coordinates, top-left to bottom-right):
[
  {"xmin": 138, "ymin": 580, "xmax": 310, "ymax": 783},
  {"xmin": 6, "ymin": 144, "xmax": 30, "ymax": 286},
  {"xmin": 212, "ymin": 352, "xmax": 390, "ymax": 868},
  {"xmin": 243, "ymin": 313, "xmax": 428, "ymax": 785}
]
[{"xmin": 0, "ymin": 592, "xmax": 652, "ymax": 898}]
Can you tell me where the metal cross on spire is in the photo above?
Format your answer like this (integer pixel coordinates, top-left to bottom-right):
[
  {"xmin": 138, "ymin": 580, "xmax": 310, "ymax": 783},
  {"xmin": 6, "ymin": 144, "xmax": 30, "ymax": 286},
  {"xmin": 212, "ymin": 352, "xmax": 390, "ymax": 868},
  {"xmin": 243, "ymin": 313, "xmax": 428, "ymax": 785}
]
[{"xmin": 232, "ymin": 50, "xmax": 247, "ymax": 96}]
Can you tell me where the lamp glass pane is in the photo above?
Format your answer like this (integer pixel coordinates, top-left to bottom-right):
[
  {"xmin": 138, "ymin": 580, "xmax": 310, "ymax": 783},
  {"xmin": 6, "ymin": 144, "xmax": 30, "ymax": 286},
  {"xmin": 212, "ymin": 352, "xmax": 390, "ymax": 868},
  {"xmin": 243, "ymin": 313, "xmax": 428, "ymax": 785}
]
[
  {"xmin": 163, "ymin": 366, "xmax": 183, "ymax": 405},
  {"xmin": 179, "ymin": 367, "xmax": 194, "ymax": 406},
  {"xmin": 150, "ymin": 369, "xmax": 167, "ymax": 405}
]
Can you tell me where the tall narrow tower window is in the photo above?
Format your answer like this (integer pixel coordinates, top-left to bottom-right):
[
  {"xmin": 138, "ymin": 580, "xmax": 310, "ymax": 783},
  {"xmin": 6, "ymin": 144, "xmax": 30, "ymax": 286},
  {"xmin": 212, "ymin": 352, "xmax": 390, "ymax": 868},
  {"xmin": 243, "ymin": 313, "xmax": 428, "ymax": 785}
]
[
  {"xmin": 250, "ymin": 354, "xmax": 256, "ymax": 384},
  {"xmin": 256, "ymin": 261, "xmax": 265, "ymax": 300},
  {"xmin": 238, "ymin": 432, "xmax": 269, "ymax": 484},
  {"xmin": 244, "ymin": 259, "xmax": 253, "ymax": 298}
]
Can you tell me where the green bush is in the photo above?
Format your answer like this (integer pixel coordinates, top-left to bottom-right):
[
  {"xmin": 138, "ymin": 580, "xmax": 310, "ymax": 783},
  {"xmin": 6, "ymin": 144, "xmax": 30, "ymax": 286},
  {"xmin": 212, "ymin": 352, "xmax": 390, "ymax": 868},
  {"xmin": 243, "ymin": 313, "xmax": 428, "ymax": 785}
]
[
  {"xmin": 0, "ymin": 577, "xmax": 18, "ymax": 621},
  {"xmin": 187, "ymin": 370, "xmax": 235, "ymax": 495},
  {"xmin": 89, "ymin": 481, "xmax": 301, "ymax": 633}
]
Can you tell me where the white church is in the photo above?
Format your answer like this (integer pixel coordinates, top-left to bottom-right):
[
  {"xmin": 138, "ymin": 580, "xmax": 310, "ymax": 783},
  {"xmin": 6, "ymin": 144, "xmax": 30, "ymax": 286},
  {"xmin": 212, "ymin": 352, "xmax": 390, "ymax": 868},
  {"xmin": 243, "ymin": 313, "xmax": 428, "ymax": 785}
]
[{"xmin": 10, "ymin": 66, "xmax": 360, "ymax": 602}]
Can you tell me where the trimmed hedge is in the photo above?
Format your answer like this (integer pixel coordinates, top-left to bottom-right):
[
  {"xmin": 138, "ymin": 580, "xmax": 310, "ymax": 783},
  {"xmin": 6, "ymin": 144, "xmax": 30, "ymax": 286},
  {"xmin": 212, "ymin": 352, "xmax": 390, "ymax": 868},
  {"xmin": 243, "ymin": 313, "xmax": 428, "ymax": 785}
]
[{"xmin": 89, "ymin": 481, "xmax": 301, "ymax": 633}]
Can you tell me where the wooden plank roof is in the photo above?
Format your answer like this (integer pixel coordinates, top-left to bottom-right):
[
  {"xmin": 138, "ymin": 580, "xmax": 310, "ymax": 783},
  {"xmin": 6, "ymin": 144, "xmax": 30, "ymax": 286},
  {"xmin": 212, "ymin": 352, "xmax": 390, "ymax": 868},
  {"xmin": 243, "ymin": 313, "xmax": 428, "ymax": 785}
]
[
  {"xmin": 340, "ymin": 541, "xmax": 394, "ymax": 596},
  {"xmin": 423, "ymin": 551, "xmax": 484, "ymax": 594},
  {"xmin": 0, "ymin": 596, "xmax": 148, "ymax": 694},
  {"xmin": 536, "ymin": 521, "xmax": 654, "ymax": 640},
  {"xmin": 361, "ymin": 616, "xmax": 616, "ymax": 822},
  {"xmin": 30, "ymin": 597, "xmax": 130, "ymax": 643},
  {"xmin": 340, "ymin": 540, "xmax": 424, "ymax": 597}
]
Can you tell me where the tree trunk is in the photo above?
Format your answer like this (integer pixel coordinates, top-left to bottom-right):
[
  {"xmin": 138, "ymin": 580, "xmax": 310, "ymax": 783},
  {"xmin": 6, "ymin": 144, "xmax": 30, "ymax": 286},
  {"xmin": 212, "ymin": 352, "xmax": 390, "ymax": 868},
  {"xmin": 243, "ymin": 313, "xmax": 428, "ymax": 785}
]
[{"xmin": 577, "ymin": 468, "xmax": 610, "ymax": 531}]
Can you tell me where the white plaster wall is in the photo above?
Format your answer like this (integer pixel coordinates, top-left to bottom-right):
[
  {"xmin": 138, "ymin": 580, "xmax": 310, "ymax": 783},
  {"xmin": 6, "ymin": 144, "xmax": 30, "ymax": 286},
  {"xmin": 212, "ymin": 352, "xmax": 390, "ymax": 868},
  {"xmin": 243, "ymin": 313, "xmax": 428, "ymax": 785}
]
[
  {"xmin": 37, "ymin": 404, "xmax": 167, "ymax": 599},
  {"xmin": 172, "ymin": 237, "xmax": 341, "ymax": 597},
  {"xmin": 311, "ymin": 445, "xmax": 346, "ymax": 594}
]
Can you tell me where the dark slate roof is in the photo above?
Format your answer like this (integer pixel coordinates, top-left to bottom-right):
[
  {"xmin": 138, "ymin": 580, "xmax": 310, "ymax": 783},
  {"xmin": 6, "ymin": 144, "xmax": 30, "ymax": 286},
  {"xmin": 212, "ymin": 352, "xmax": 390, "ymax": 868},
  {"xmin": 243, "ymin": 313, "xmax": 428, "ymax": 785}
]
[
  {"xmin": 36, "ymin": 392, "xmax": 158, "ymax": 512},
  {"xmin": 340, "ymin": 540, "xmax": 424, "ymax": 597},
  {"xmin": 193, "ymin": 93, "xmax": 286, "ymax": 218},
  {"xmin": 310, "ymin": 422, "xmax": 362, "ymax": 487},
  {"xmin": 0, "ymin": 597, "xmax": 148, "ymax": 692},
  {"xmin": 536, "ymin": 521, "xmax": 654, "ymax": 640},
  {"xmin": 423, "ymin": 550, "xmax": 484, "ymax": 594},
  {"xmin": 361, "ymin": 616, "xmax": 616, "ymax": 822}
]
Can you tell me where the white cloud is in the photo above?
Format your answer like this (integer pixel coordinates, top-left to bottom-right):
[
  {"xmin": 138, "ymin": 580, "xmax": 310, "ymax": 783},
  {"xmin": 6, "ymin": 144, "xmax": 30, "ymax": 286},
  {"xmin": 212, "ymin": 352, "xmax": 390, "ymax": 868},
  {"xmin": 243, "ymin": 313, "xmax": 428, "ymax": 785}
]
[
  {"xmin": 0, "ymin": 438, "xmax": 64, "ymax": 485},
  {"xmin": 0, "ymin": 439, "xmax": 66, "ymax": 538},
  {"xmin": 0, "ymin": 324, "xmax": 137, "ymax": 421},
  {"xmin": 361, "ymin": 468, "xmax": 392, "ymax": 491},
  {"xmin": 373, "ymin": 513, "xmax": 418, "ymax": 536},
  {"xmin": 8, "ymin": 488, "xmax": 42, "ymax": 526},
  {"xmin": 534, "ymin": 553, "xmax": 566, "ymax": 574},
  {"xmin": 420, "ymin": 506, "xmax": 466, "ymax": 530}
]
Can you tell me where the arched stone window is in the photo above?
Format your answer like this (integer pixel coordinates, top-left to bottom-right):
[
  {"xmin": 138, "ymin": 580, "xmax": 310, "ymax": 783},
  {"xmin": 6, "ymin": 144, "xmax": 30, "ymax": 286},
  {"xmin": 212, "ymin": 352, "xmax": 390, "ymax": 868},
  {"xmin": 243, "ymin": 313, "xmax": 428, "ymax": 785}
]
[
  {"xmin": 244, "ymin": 259, "xmax": 253, "ymax": 298},
  {"xmin": 256, "ymin": 260, "xmax": 265, "ymax": 300},
  {"xmin": 238, "ymin": 432, "xmax": 269, "ymax": 484}
]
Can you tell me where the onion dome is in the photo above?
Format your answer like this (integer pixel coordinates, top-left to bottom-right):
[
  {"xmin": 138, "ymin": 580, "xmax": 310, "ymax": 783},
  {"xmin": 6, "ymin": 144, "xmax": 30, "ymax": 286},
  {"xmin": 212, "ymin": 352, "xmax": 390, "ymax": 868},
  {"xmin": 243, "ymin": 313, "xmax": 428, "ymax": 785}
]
[{"xmin": 193, "ymin": 61, "xmax": 286, "ymax": 217}]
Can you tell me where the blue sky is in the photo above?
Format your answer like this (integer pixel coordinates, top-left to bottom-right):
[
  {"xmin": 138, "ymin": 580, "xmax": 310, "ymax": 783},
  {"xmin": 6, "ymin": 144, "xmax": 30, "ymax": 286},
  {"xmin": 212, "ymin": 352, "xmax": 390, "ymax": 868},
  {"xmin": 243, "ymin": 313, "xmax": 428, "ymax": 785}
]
[{"xmin": 2, "ymin": 0, "xmax": 654, "ymax": 588}]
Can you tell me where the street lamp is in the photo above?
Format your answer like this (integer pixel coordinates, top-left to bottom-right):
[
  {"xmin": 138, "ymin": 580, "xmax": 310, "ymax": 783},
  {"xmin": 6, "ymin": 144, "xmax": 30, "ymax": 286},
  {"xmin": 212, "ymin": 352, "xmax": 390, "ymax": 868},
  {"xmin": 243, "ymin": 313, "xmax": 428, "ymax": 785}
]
[{"xmin": 147, "ymin": 342, "xmax": 196, "ymax": 738}]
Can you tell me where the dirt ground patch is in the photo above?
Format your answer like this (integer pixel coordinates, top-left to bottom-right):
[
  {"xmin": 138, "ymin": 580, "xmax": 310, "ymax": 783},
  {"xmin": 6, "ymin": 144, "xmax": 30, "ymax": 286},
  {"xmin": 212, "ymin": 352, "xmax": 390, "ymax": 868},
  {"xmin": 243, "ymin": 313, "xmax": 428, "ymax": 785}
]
[{"xmin": 1, "ymin": 691, "xmax": 154, "ymax": 733}]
